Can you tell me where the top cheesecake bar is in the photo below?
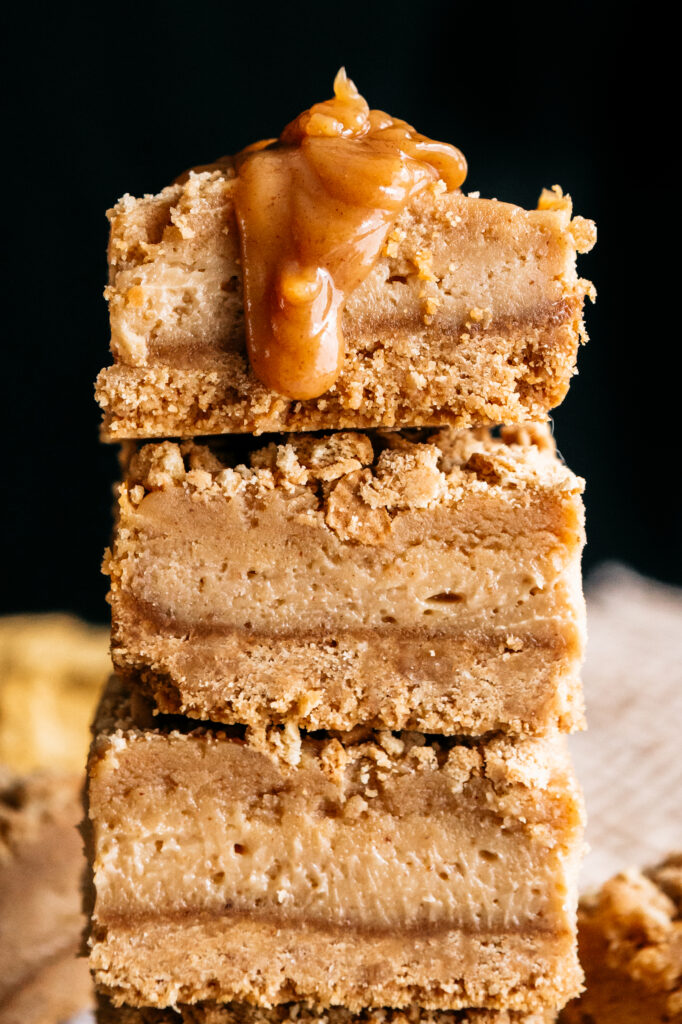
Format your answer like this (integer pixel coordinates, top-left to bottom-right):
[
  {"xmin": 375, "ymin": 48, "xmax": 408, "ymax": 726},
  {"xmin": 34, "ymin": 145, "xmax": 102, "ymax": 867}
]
[{"xmin": 96, "ymin": 72, "xmax": 595, "ymax": 440}]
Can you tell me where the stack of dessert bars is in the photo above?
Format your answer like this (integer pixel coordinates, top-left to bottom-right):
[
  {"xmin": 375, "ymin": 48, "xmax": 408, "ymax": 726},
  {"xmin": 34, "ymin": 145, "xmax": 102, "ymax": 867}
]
[{"xmin": 86, "ymin": 114, "xmax": 596, "ymax": 1023}]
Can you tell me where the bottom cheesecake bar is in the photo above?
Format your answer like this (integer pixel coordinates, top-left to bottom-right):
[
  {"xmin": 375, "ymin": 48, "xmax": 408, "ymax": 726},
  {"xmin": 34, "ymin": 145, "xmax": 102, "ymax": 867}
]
[
  {"xmin": 86, "ymin": 677, "xmax": 584, "ymax": 1013},
  {"xmin": 97, "ymin": 997, "xmax": 558, "ymax": 1023}
]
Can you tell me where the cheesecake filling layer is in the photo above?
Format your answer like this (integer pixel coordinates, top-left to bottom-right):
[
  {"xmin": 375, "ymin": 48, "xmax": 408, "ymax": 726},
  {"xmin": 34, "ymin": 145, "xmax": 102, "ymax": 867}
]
[
  {"xmin": 87, "ymin": 678, "xmax": 584, "ymax": 1010},
  {"xmin": 109, "ymin": 426, "xmax": 584, "ymax": 635},
  {"xmin": 110, "ymin": 487, "xmax": 581, "ymax": 634},
  {"xmin": 95, "ymin": 804, "xmax": 567, "ymax": 932},
  {"xmin": 89, "ymin": 680, "xmax": 583, "ymax": 937}
]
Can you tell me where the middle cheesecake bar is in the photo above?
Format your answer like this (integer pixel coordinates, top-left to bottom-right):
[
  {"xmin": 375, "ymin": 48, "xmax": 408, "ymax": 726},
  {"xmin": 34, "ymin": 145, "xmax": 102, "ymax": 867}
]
[
  {"xmin": 106, "ymin": 422, "xmax": 585, "ymax": 735},
  {"xmin": 86, "ymin": 675, "xmax": 584, "ymax": 1013}
]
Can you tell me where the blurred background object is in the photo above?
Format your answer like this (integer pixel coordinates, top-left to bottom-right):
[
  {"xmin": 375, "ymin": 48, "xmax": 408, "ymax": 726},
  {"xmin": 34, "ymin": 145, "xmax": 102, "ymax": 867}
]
[
  {"xmin": 2, "ymin": 0, "xmax": 679, "ymax": 624},
  {"xmin": 0, "ymin": 614, "xmax": 108, "ymax": 1022},
  {"xmin": 0, "ymin": 614, "xmax": 109, "ymax": 771},
  {"xmin": 0, "ymin": 769, "xmax": 94, "ymax": 1023},
  {"xmin": 572, "ymin": 565, "xmax": 682, "ymax": 889}
]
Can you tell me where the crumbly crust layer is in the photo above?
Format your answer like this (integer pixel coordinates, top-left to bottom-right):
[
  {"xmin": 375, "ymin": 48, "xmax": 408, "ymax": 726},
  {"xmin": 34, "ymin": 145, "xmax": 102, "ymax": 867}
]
[
  {"xmin": 93, "ymin": 917, "xmax": 578, "ymax": 1014},
  {"xmin": 96, "ymin": 995, "xmax": 557, "ymax": 1024},
  {"xmin": 130, "ymin": 627, "xmax": 583, "ymax": 736},
  {"xmin": 106, "ymin": 425, "xmax": 585, "ymax": 734},
  {"xmin": 97, "ymin": 174, "xmax": 595, "ymax": 439},
  {"xmin": 561, "ymin": 853, "xmax": 682, "ymax": 1023},
  {"xmin": 87, "ymin": 677, "xmax": 583, "ymax": 1012}
]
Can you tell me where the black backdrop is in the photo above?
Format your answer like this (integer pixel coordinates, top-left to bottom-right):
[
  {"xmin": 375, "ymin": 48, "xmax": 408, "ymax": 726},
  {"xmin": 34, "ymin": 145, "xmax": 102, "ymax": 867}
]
[{"xmin": 2, "ymin": 0, "xmax": 679, "ymax": 621}]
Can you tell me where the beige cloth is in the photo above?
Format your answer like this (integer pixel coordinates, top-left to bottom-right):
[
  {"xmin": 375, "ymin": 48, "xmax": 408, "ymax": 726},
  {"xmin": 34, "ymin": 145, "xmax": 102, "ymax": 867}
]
[{"xmin": 572, "ymin": 563, "xmax": 682, "ymax": 889}]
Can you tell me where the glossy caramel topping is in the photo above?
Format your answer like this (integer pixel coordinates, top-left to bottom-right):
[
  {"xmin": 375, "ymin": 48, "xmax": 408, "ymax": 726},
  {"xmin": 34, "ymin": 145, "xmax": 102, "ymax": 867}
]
[{"xmin": 233, "ymin": 70, "xmax": 467, "ymax": 400}]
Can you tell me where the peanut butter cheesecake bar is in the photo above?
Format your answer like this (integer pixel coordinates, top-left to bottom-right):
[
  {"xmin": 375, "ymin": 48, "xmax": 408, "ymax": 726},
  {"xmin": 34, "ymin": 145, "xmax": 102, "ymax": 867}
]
[
  {"xmin": 106, "ymin": 423, "xmax": 585, "ymax": 735},
  {"xmin": 561, "ymin": 854, "xmax": 682, "ymax": 1024},
  {"xmin": 86, "ymin": 675, "xmax": 584, "ymax": 1013},
  {"xmin": 97, "ymin": 996, "xmax": 558, "ymax": 1023},
  {"xmin": 0, "ymin": 769, "xmax": 93, "ymax": 1024},
  {"xmin": 96, "ymin": 72, "xmax": 595, "ymax": 441}
]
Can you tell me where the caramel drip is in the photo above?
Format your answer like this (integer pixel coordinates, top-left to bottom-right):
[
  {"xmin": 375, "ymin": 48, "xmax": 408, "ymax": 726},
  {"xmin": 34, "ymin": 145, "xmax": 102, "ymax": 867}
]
[{"xmin": 232, "ymin": 70, "xmax": 467, "ymax": 401}]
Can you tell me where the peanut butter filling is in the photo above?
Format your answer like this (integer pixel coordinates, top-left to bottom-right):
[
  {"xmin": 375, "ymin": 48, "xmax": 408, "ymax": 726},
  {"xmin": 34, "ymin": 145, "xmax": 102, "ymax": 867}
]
[
  {"xmin": 233, "ymin": 69, "xmax": 467, "ymax": 399},
  {"xmin": 89, "ymin": 680, "xmax": 583, "ymax": 938}
]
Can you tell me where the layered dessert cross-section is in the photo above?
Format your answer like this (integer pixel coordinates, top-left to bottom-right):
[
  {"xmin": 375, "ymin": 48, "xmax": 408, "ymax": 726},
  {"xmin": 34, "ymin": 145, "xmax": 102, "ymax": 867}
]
[
  {"xmin": 95, "ymin": 72, "xmax": 595, "ymax": 441},
  {"xmin": 86, "ymin": 676, "xmax": 584, "ymax": 1013},
  {"xmin": 106, "ymin": 423, "xmax": 585, "ymax": 735},
  {"xmin": 96, "ymin": 996, "xmax": 558, "ymax": 1024},
  {"xmin": 0, "ymin": 613, "xmax": 108, "ymax": 1023}
]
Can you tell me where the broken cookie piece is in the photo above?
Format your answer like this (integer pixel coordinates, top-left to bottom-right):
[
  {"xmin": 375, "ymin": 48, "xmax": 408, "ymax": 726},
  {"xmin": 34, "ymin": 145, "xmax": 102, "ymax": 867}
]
[{"xmin": 0, "ymin": 769, "xmax": 93, "ymax": 1023}]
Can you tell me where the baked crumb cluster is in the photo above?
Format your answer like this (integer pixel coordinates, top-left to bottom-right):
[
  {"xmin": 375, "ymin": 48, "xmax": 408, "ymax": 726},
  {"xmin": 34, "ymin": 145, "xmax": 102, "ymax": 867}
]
[
  {"xmin": 125, "ymin": 424, "xmax": 579, "ymax": 511},
  {"xmin": 0, "ymin": 613, "xmax": 109, "ymax": 772},
  {"xmin": 600, "ymin": 859, "xmax": 682, "ymax": 1000},
  {"xmin": 561, "ymin": 855, "xmax": 682, "ymax": 1022}
]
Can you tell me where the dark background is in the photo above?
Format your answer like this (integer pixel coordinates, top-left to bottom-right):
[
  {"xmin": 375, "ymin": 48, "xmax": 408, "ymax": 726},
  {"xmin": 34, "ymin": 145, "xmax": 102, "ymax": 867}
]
[{"xmin": 3, "ymin": 0, "xmax": 679, "ymax": 622}]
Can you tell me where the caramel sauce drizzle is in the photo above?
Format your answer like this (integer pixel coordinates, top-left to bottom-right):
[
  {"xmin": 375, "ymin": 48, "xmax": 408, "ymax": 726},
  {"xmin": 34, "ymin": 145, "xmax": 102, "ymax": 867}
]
[{"xmin": 233, "ymin": 69, "xmax": 467, "ymax": 401}]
